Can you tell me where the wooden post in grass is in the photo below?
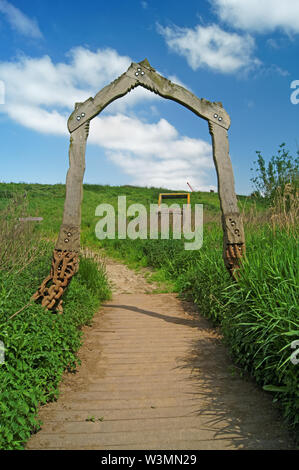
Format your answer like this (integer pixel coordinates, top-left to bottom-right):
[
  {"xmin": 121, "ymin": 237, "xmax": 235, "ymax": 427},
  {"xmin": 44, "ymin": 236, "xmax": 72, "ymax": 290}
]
[
  {"xmin": 34, "ymin": 59, "xmax": 245, "ymax": 312},
  {"xmin": 33, "ymin": 106, "xmax": 89, "ymax": 313}
]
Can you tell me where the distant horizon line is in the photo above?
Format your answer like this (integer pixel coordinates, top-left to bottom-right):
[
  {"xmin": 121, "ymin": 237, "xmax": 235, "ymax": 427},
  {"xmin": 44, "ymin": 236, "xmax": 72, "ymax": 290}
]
[{"xmin": 0, "ymin": 180, "xmax": 250, "ymax": 196}]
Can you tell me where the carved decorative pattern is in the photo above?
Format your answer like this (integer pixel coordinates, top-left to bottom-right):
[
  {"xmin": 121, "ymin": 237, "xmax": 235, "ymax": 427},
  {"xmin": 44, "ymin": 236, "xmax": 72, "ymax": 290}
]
[
  {"xmin": 84, "ymin": 120, "xmax": 90, "ymax": 139},
  {"xmin": 224, "ymin": 242, "xmax": 246, "ymax": 279},
  {"xmin": 32, "ymin": 250, "xmax": 79, "ymax": 313}
]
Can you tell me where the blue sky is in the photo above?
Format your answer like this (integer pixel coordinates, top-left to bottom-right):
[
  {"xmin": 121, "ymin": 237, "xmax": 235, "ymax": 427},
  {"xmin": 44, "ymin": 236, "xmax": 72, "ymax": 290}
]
[{"xmin": 0, "ymin": 0, "xmax": 298, "ymax": 194}]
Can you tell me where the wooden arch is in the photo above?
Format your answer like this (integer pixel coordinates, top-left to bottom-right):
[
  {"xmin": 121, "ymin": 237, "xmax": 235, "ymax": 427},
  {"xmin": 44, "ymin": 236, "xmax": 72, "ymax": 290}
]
[{"xmin": 33, "ymin": 59, "xmax": 245, "ymax": 312}]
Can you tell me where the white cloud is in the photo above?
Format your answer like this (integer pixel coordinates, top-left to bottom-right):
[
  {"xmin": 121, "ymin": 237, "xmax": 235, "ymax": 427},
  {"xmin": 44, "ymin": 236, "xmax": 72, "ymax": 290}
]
[
  {"xmin": 158, "ymin": 23, "xmax": 259, "ymax": 73},
  {"xmin": 6, "ymin": 104, "xmax": 68, "ymax": 135},
  {"xmin": 212, "ymin": 0, "xmax": 299, "ymax": 34},
  {"xmin": 0, "ymin": 47, "xmax": 132, "ymax": 111},
  {"xmin": 107, "ymin": 84, "xmax": 161, "ymax": 113},
  {"xmin": 267, "ymin": 64, "xmax": 289, "ymax": 77},
  {"xmin": 0, "ymin": 47, "xmax": 165, "ymax": 126},
  {"xmin": 0, "ymin": 0, "xmax": 42, "ymax": 38},
  {"xmin": 107, "ymin": 150, "xmax": 215, "ymax": 191},
  {"xmin": 0, "ymin": 46, "xmax": 215, "ymax": 190},
  {"xmin": 89, "ymin": 114, "xmax": 215, "ymax": 190}
]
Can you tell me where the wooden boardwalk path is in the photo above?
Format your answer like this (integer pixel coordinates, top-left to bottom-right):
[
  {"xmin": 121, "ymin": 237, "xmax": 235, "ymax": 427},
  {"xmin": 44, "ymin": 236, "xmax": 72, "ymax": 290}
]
[{"xmin": 27, "ymin": 261, "xmax": 294, "ymax": 450}]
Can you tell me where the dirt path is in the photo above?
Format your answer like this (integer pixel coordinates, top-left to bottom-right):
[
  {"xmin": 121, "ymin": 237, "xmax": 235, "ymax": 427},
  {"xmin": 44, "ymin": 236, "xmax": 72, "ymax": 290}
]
[
  {"xmin": 27, "ymin": 258, "xmax": 295, "ymax": 450},
  {"xmin": 105, "ymin": 257, "xmax": 158, "ymax": 295}
]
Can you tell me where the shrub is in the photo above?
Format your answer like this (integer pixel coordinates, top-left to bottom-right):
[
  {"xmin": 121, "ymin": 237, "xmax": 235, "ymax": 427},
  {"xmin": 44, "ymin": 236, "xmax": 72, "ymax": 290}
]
[
  {"xmin": 251, "ymin": 143, "xmax": 299, "ymax": 202},
  {"xmin": 0, "ymin": 204, "xmax": 110, "ymax": 451}
]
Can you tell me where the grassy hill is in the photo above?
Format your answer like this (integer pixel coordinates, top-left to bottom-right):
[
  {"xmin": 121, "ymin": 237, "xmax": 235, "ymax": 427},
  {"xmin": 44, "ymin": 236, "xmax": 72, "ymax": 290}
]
[{"xmin": 0, "ymin": 182, "xmax": 264, "ymax": 244}]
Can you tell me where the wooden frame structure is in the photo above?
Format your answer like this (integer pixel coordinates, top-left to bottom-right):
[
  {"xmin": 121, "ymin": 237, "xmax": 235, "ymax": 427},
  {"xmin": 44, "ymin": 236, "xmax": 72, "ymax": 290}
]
[
  {"xmin": 33, "ymin": 58, "xmax": 245, "ymax": 312},
  {"xmin": 158, "ymin": 193, "xmax": 191, "ymax": 207}
]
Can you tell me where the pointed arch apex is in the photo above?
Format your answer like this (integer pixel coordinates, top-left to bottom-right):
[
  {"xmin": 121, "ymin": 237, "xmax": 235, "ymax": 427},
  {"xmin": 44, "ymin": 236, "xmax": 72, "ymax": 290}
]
[{"xmin": 138, "ymin": 58, "xmax": 155, "ymax": 71}]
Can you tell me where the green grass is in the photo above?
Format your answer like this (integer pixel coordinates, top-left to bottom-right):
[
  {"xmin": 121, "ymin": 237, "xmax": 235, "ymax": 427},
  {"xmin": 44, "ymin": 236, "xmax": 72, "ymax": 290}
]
[
  {"xmin": 0, "ymin": 182, "xmax": 263, "ymax": 244},
  {"xmin": 0, "ymin": 192, "xmax": 111, "ymax": 449},
  {"xmin": 221, "ymin": 228, "xmax": 298, "ymax": 427},
  {"xmin": 0, "ymin": 182, "xmax": 298, "ymax": 443},
  {"xmin": 0, "ymin": 247, "xmax": 111, "ymax": 449}
]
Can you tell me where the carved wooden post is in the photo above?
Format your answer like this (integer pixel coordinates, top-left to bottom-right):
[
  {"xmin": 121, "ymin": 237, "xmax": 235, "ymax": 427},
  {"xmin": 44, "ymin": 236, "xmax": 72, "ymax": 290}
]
[
  {"xmin": 209, "ymin": 122, "xmax": 245, "ymax": 275},
  {"xmin": 33, "ymin": 105, "xmax": 89, "ymax": 313}
]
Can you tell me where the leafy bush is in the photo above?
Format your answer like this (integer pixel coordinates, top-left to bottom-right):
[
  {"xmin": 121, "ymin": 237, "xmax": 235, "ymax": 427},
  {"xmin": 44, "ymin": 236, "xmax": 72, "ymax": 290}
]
[
  {"xmin": 251, "ymin": 143, "xmax": 299, "ymax": 202},
  {"xmin": 0, "ymin": 245, "xmax": 110, "ymax": 449}
]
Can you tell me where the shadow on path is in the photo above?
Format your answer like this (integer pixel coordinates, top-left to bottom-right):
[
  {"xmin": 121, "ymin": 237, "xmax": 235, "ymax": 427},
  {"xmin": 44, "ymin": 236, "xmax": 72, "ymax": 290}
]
[
  {"xmin": 102, "ymin": 298, "xmax": 295, "ymax": 449},
  {"xmin": 101, "ymin": 302, "xmax": 206, "ymax": 329}
]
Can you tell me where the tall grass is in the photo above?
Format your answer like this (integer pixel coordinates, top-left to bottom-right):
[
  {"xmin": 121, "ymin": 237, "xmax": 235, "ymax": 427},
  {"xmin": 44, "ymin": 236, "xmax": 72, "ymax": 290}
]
[
  {"xmin": 0, "ymin": 194, "xmax": 111, "ymax": 449},
  {"xmin": 0, "ymin": 193, "xmax": 41, "ymax": 273},
  {"xmin": 221, "ymin": 227, "xmax": 298, "ymax": 427},
  {"xmin": 270, "ymin": 183, "xmax": 298, "ymax": 233}
]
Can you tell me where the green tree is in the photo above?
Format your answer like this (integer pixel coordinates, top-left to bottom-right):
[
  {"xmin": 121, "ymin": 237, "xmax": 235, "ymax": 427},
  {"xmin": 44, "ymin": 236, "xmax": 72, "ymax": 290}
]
[{"xmin": 251, "ymin": 143, "xmax": 299, "ymax": 202}]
